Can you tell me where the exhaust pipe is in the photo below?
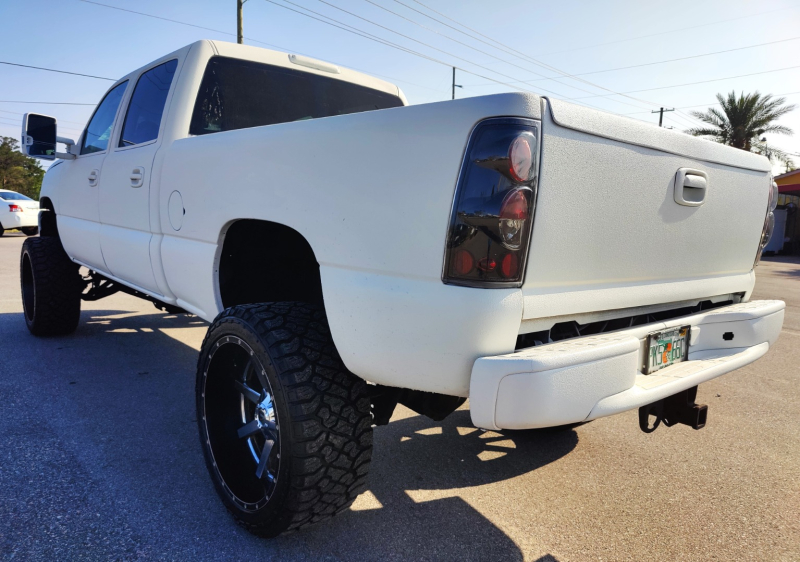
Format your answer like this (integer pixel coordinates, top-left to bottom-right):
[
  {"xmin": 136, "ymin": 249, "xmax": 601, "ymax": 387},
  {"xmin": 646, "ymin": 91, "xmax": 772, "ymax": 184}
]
[{"xmin": 639, "ymin": 386, "xmax": 708, "ymax": 433}]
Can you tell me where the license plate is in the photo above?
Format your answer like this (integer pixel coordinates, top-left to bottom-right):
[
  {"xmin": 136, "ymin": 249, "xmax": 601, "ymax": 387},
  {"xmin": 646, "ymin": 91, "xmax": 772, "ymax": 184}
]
[{"xmin": 645, "ymin": 326, "xmax": 690, "ymax": 374}]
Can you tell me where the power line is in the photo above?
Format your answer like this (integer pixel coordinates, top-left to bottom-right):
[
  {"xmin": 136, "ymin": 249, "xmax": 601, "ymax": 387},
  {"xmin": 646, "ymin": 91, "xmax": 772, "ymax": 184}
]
[
  {"xmin": 536, "ymin": 5, "xmax": 793, "ymax": 56},
  {"xmin": 0, "ymin": 115, "xmax": 83, "ymax": 133},
  {"xmin": 402, "ymin": 0, "xmax": 784, "ymax": 131},
  {"xmin": 402, "ymin": 0, "xmax": 688, "ymax": 115},
  {"xmin": 359, "ymin": 0, "xmax": 603, "ymax": 100},
  {"xmin": 0, "ymin": 117, "xmax": 84, "ymax": 134},
  {"xmin": 263, "ymin": 0, "xmax": 548, "ymax": 96},
  {"xmin": 72, "ymin": 0, "xmax": 652, "ymax": 116},
  {"xmin": 50, "ymin": 0, "xmax": 748, "ymax": 130},
  {"xmin": 468, "ymin": 35, "xmax": 800, "ymax": 84},
  {"xmin": 272, "ymin": 1, "xmax": 654, "ymax": 115},
  {"xmin": 0, "ymin": 101, "xmax": 95, "ymax": 105},
  {"xmin": 0, "ymin": 108, "xmax": 87, "ymax": 126},
  {"xmin": 572, "ymin": 65, "xmax": 800, "ymax": 100},
  {"xmin": 623, "ymin": 91, "xmax": 800, "ymax": 115},
  {"xmin": 563, "ymin": 36, "xmax": 800, "ymax": 78},
  {"xmin": 78, "ymin": 0, "xmax": 257, "ymax": 41},
  {"xmin": 0, "ymin": 61, "xmax": 116, "ymax": 81},
  {"xmin": 276, "ymin": 0, "xmax": 558, "ymax": 95},
  {"xmin": 75, "ymin": 0, "xmax": 442, "ymax": 93}
]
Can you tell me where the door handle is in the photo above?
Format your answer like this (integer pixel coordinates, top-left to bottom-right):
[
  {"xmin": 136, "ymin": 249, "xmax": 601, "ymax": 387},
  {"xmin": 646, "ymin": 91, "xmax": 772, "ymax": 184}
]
[
  {"xmin": 130, "ymin": 167, "xmax": 144, "ymax": 188},
  {"xmin": 674, "ymin": 168, "xmax": 707, "ymax": 207},
  {"xmin": 88, "ymin": 169, "xmax": 99, "ymax": 187}
]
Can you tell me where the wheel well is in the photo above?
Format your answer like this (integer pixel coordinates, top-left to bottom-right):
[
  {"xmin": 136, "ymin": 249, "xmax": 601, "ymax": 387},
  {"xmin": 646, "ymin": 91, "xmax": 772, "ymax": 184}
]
[
  {"xmin": 218, "ymin": 220, "xmax": 323, "ymax": 309},
  {"xmin": 39, "ymin": 197, "xmax": 59, "ymax": 237}
]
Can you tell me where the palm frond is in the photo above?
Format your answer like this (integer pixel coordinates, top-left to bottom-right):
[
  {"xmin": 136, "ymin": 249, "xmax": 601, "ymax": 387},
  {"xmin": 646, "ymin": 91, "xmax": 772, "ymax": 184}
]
[{"xmin": 686, "ymin": 90, "xmax": 795, "ymax": 152}]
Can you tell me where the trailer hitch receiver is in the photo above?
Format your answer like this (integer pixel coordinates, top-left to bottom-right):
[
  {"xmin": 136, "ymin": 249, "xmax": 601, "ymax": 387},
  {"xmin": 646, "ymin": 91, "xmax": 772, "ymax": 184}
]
[{"xmin": 639, "ymin": 386, "xmax": 708, "ymax": 433}]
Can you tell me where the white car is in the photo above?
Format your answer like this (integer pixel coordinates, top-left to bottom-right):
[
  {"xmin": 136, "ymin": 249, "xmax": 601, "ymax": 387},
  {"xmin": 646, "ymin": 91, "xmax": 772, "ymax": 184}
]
[
  {"xmin": 18, "ymin": 40, "xmax": 783, "ymax": 537},
  {"xmin": 0, "ymin": 190, "xmax": 39, "ymax": 236}
]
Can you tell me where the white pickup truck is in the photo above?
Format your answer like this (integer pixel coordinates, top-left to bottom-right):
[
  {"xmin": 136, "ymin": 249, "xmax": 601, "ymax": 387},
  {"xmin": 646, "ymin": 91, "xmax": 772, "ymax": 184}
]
[{"xmin": 19, "ymin": 40, "xmax": 784, "ymax": 536}]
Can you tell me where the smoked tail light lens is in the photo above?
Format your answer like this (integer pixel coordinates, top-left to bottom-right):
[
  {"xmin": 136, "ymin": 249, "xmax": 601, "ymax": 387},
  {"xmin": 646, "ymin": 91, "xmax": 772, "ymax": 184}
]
[
  {"xmin": 754, "ymin": 179, "xmax": 779, "ymax": 267},
  {"xmin": 443, "ymin": 118, "xmax": 540, "ymax": 287}
]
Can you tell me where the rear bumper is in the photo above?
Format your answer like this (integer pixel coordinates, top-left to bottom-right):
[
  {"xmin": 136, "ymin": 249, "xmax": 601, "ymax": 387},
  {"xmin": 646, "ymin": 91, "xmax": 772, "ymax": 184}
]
[
  {"xmin": 469, "ymin": 300, "xmax": 784, "ymax": 430},
  {"xmin": 1, "ymin": 212, "xmax": 38, "ymax": 229}
]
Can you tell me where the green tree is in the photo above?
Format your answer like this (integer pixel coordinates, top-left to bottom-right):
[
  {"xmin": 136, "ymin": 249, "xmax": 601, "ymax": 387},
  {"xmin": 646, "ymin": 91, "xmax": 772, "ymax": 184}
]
[
  {"xmin": 0, "ymin": 136, "xmax": 45, "ymax": 199},
  {"xmin": 686, "ymin": 91, "xmax": 796, "ymax": 164}
]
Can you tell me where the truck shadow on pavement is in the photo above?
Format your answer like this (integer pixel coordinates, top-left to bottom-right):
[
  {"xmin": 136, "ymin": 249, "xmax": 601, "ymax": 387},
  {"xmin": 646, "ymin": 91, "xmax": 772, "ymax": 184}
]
[{"xmin": 1, "ymin": 308, "xmax": 576, "ymax": 561}]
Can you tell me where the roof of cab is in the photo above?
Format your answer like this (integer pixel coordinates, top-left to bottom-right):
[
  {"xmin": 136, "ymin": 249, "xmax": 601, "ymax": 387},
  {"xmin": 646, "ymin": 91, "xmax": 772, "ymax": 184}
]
[
  {"xmin": 104, "ymin": 40, "xmax": 406, "ymax": 106},
  {"xmin": 207, "ymin": 40, "xmax": 404, "ymax": 101}
]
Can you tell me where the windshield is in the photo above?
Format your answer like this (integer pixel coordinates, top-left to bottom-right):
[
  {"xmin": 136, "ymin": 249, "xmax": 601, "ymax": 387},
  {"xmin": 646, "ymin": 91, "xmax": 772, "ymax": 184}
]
[{"xmin": 0, "ymin": 191, "xmax": 34, "ymax": 201}]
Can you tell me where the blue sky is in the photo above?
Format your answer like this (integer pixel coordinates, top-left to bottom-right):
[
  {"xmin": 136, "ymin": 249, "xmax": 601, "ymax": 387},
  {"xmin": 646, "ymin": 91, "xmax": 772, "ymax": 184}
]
[{"xmin": 1, "ymin": 0, "xmax": 799, "ymax": 174}]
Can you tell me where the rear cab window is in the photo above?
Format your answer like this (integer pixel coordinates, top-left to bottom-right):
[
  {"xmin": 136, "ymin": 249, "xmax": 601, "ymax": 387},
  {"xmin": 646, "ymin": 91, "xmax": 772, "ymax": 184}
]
[
  {"xmin": 119, "ymin": 59, "xmax": 178, "ymax": 147},
  {"xmin": 189, "ymin": 56, "xmax": 403, "ymax": 135},
  {"xmin": 80, "ymin": 81, "xmax": 128, "ymax": 155}
]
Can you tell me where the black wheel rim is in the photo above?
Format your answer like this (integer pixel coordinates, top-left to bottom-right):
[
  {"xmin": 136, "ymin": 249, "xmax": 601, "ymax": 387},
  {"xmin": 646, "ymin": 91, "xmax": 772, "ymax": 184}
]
[{"xmin": 202, "ymin": 335, "xmax": 281, "ymax": 511}]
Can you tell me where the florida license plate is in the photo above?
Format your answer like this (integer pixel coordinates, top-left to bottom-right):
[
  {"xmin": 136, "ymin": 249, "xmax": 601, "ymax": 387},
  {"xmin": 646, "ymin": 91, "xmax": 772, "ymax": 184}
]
[{"xmin": 645, "ymin": 326, "xmax": 690, "ymax": 374}]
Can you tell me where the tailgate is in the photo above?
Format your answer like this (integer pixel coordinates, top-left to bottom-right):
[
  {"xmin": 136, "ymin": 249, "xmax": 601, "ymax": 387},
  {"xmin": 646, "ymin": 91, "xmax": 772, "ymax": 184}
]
[{"xmin": 522, "ymin": 98, "xmax": 771, "ymax": 320}]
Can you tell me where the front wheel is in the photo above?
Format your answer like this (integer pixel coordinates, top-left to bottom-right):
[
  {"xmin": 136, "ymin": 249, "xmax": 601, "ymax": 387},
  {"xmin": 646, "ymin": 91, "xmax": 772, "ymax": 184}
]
[
  {"xmin": 197, "ymin": 302, "xmax": 373, "ymax": 537},
  {"xmin": 20, "ymin": 236, "xmax": 82, "ymax": 336}
]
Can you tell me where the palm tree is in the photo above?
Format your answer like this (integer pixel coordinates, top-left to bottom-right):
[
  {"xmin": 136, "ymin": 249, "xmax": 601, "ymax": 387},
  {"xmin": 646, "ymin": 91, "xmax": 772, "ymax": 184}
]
[{"xmin": 686, "ymin": 91, "xmax": 795, "ymax": 163}]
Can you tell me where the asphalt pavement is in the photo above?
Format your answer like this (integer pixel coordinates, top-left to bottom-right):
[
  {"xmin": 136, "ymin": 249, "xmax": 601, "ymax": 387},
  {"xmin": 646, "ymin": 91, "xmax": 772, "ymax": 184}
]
[{"xmin": 1, "ymin": 231, "xmax": 798, "ymax": 561}]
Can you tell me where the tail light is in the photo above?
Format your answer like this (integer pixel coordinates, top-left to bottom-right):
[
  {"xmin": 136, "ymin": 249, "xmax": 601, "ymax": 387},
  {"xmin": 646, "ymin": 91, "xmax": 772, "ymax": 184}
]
[
  {"xmin": 443, "ymin": 118, "xmax": 540, "ymax": 287},
  {"xmin": 754, "ymin": 179, "xmax": 779, "ymax": 266},
  {"xmin": 9, "ymin": 204, "xmax": 23, "ymax": 212}
]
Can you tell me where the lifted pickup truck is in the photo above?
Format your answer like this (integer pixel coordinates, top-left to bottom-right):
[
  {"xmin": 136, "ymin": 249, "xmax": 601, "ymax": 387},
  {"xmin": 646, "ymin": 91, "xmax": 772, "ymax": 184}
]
[{"xmin": 20, "ymin": 40, "xmax": 783, "ymax": 536}]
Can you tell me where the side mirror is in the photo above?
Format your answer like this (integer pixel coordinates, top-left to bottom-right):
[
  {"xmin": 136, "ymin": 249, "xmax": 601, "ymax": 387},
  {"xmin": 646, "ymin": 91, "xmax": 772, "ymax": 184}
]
[{"xmin": 21, "ymin": 113, "xmax": 76, "ymax": 160}]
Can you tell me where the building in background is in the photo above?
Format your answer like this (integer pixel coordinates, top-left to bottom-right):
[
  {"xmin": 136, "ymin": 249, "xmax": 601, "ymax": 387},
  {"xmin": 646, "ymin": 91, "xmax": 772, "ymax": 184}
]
[{"xmin": 770, "ymin": 169, "xmax": 800, "ymax": 255}]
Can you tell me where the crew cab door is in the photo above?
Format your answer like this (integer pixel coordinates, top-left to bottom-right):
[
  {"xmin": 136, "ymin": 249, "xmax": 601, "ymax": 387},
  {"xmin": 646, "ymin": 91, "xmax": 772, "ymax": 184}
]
[
  {"xmin": 98, "ymin": 59, "xmax": 177, "ymax": 294},
  {"xmin": 56, "ymin": 81, "xmax": 128, "ymax": 272}
]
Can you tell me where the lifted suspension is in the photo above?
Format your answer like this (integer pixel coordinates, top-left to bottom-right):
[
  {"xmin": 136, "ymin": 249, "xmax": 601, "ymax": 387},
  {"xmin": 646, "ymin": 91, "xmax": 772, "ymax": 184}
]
[
  {"xmin": 639, "ymin": 386, "xmax": 708, "ymax": 433},
  {"xmin": 80, "ymin": 271, "xmax": 187, "ymax": 314}
]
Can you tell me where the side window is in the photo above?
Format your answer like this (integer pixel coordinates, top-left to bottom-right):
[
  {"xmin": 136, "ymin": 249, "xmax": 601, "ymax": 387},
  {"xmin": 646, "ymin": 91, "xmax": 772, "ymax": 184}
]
[
  {"xmin": 80, "ymin": 81, "xmax": 128, "ymax": 155},
  {"xmin": 119, "ymin": 59, "xmax": 178, "ymax": 147}
]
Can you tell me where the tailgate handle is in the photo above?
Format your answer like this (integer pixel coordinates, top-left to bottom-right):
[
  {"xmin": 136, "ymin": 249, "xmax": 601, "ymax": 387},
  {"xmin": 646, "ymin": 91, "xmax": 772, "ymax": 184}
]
[{"xmin": 674, "ymin": 168, "xmax": 707, "ymax": 207}]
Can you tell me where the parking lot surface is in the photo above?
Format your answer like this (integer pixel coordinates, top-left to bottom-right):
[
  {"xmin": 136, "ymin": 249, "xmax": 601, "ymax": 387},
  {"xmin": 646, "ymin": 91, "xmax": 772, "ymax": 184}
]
[{"xmin": 1, "ymin": 232, "xmax": 798, "ymax": 561}]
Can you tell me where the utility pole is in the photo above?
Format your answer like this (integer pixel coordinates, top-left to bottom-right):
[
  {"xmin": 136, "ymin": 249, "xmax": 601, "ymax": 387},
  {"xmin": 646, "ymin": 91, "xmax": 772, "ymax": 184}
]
[
  {"xmin": 237, "ymin": 0, "xmax": 247, "ymax": 44},
  {"xmin": 451, "ymin": 67, "xmax": 462, "ymax": 100},
  {"xmin": 651, "ymin": 107, "xmax": 674, "ymax": 127}
]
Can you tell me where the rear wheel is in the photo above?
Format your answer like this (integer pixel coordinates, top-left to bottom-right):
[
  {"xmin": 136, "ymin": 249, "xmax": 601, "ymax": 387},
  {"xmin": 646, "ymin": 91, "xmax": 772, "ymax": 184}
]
[
  {"xmin": 20, "ymin": 237, "xmax": 82, "ymax": 336},
  {"xmin": 21, "ymin": 227, "xmax": 39, "ymax": 236},
  {"xmin": 197, "ymin": 302, "xmax": 373, "ymax": 537}
]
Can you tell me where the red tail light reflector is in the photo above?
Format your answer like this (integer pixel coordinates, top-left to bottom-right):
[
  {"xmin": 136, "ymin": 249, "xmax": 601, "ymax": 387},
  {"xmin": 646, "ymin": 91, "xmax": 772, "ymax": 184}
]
[
  {"xmin": 453, "ymin": 249, "xmax": 474, "ymax": 275},
  {"xmin": 9, "ymin": 204, "xmax": 23, "ymax": 212},
  {"xmin": 499, "ymin": 188, "xmax": 529, "ymax": 221},
  {"xmin": 500, "ymin": 253, "xmax": 519, "ymax": 278}
]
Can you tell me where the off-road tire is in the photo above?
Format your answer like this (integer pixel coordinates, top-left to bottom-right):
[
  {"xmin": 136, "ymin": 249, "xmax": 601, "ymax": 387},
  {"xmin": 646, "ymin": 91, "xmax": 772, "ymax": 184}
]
[
  {"xmin": 21, "ymin": 227, "xmax": 39, "ymax": 236},
  {"xmin": 197, "ymin": 302, "xmax": 373, "ymax": 537},
  {"xmin": 20, "ymin": 236, "xmax": 82, "ymax": 336}
]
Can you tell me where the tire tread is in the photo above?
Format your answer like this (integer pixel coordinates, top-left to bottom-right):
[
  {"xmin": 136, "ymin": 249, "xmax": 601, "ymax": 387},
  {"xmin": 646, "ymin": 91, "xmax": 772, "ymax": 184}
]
[
  {"xmin": 198, "ymin": 302, "xmax": 372, "ymax": 536},
  {"xmin": 21, "ymin": 236, "xmax": 81, "ymax": 336}
]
